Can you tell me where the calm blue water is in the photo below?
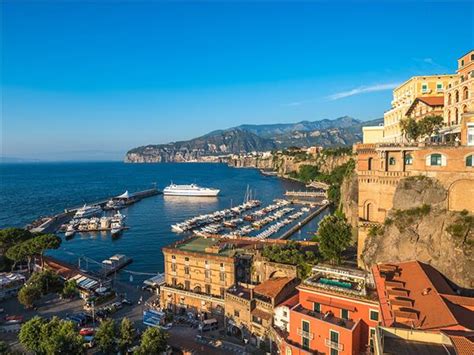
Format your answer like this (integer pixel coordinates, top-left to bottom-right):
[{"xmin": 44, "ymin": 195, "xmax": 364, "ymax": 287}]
[{"xmin": 0, "ymin": 162, "xmax": 329, "ymax": 283}]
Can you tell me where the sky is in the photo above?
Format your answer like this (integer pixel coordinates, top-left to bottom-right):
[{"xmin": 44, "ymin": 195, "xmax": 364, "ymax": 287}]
[{"xmin": 1, "ymin": 0, "xmax": 473, "ymax": 161}]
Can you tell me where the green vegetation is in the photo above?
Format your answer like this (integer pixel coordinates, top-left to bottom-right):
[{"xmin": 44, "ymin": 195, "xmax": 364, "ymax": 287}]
[
  {"xmin": 61, "ymin": 279, "xmax": 79, "ymax": 299},
  {"xmin": 118, "ymin": 318, "xmax": 135, "ymax": 353},
  {"xmin": 135, "ymin": 327, "xmax": 168, "ymax": 355},
  {"xmin": 314, "ymin": 213, "xmax": 352, "ymax": 264},
  {"xmin": 446, "ymin": 210, "xmax": 474, "ymax": 244},
  {"xmin": 18, "ymin": 270, "xmax": 62, "ymax": 308},
  {"xmin": 400, "ymin": 115, "xmax": 444, "ymax": 141},
  {"xmin": 95, "ymin": 319, "xmax": 117, "ymax": 354},
  {"xmin": 262, "ymin": 241, "xmax": 318, "ymax": 279},
  {"xmin": 19, "ymin": 316, "xmax": 83, "ymax": 354},
  {"xmin": 320, "ymin": 147, "xmax": 352, "ymax": 157},
  {"xmin": 392, "ymin": 204, "xmax": 431, "ymax": 232},
  {"xmin": 2, "ymin": 228, "xmax": 61, "ymax": 271}
]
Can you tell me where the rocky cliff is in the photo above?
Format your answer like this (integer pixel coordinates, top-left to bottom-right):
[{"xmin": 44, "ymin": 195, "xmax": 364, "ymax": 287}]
[
  {"xmin": 339, "ymin": 171, "xmax": 359, "ymax": 227},
  {"xmin": 360, "ymin": 176, "xmax": 473, "ymax": 288}
]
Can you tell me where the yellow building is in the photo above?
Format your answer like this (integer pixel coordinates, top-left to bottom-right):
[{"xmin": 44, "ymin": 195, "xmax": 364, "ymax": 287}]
[
  {"xmin": 362, "ymin": 125, "xmax": 385, "ymax": 144},
  {"xmin": 443, "ymin": 50, "xmax": 474, "ymax": 145},
  {"xmin": 383, "ymin": 75, "xmax": 455, "ymax": 142}
]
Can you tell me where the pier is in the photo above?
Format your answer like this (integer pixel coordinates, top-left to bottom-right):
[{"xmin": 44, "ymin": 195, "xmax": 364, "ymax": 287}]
[
  {"xmin": 285, "ymin": 190, "xmax": 327, "ymax": 198},
  {"xmin": 28, "ymin": 188, "xmax": 160, "ymax": 234},
  {"xmin": 277, "ymin": 202, "xmax": 330, "ymax": 240}
]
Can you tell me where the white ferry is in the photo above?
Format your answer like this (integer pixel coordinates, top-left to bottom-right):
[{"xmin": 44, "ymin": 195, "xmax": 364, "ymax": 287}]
[
  {"xmin": 74, "ymin": 204, "xmax": 102, "ymax": 219},
  {"xmin": 163, "ymin": 183, "xmax": 220, "ymax": 197}
]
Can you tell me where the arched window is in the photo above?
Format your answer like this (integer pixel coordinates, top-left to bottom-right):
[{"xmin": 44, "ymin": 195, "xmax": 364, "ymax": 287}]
[
  {"xmin": 365, "ymin": 203, "xmax": 375, "ymax": 221},
  {"xmin": 405, "ymin": 154, "xmax": 413, "ymax": 165},
  {"xmin": 448, "ymin": 93, "xmax": 452, "ymax": 105},
  {"xmin": 447, "ymin": 110, "xmax": 451, "ymax": 126},
  {"xmin": 455, "ymin": 108, "xmax": 459, "ymax": 125},
  {"xmin": 428, "ymin": 153, "xmax": 443, "ymax": 166},
  {"xmin": 389, "ymin": 157, "xmax": 396, "ymax": 165},
  {"xmin": 455, "ymin": 90, "xmax": 460, "ymax": 103},
  {"xmin": 463, "ymin": 86, "xmax": 469, "ymax": 100},
  {"xmin": 467, "ymin": 155, "xmax": 473, "ymax": 167},
  {"xmin": 463, "ymin": 105, "xmax": 468, "ymax": 113},
  {"xmin": 368, "ymin": 157, "xmax": 373, "ymax": 171}
]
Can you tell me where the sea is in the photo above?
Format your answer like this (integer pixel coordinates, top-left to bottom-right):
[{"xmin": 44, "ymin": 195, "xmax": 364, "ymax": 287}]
[{"xmin": 0, "ymin": 162, "xmax": 330, "ymax": 284}]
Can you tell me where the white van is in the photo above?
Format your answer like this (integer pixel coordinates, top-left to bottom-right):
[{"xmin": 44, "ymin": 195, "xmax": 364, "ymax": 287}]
[{"xmin": 198, "ymin": 318, "xmax": 218, "ymax": 332}]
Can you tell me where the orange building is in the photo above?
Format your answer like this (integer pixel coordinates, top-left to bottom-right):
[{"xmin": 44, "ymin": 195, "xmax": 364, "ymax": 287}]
[
  {"xmin": 279, "ymin": 265, "xmax": 380, "ymax": 355},
  {"xmin": 406, "ymin": 96, "xmax": 444, "ymax": 122}
]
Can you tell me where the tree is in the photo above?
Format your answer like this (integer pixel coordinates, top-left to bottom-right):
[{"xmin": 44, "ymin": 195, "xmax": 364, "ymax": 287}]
[
  {"xmin": 28, "ymin": 270, "xmax": 62, "ymax": 294},
  {"xmin": 18, "ymin": 283, "xmax": 42, "ymax": 308},
  {"xmin": 19, "ymin": 316, "xmax": 46, "ymax": 353},
  {"xmin": 315, "ymin": 213, "xmax": 352, "ymax": 264},
  {"xmin": 135, "ymin": 327, "xmax": 168, "ymax": 355},
  {"xmin": 95, "ymin": 319, "xmax": 116, "ymax": 354},
  {"xmin": 400, "ymin": 118, "xmax": 421, "ymax": 141},
  {"xmin": 119, "ymin": 318, "xmax": 135, "ymax": 353},
  {"xmin": 31, "ymin": 234, "xmax": 61, "ymax": 267},
  {"xmin": 19, "ymin": 316, "xmax": 83, "ymax": 355},
  {"xmin": 62, "ymin": 279, "xmax": 78, "ymax": 299},
  {"xmin": 419, "ymin": 115, "xmax": 444, "ymax": 138},
  {"xmin": 40, "ymin": 317, "xmax": 83, "ymax": 355},
  {"xmin": 0, "ymin": 228, "xmax": 33, "ymax": 254}
]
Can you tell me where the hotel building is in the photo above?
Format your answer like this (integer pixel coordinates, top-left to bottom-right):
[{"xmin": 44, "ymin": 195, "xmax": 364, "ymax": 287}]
[{"xmin": 278, "ymin": 265, "xmax": 380, "ymax": 355}]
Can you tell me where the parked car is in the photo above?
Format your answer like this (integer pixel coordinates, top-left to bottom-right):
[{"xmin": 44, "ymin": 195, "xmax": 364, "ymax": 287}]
[
  {"xmin": 83, "ymin": 335, "xmax": 95, "ymax": 348},
  {"xmin": 111, "ymin": 301, "xmax": 123, "ymax": 310},
  {"xmin": 79, "ymin": 327, "xmax": 95, "ymax": 336},
  {"xmin": 121, "ymin": 298, "xmax": 132, "ymax": 306},
  {"xmin": 198, "ymin": 318, "xmax": 218, "ymax": 332}
]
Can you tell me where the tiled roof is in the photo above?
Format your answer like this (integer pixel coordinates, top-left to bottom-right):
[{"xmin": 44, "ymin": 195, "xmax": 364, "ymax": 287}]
[
  {"xmin": 251, "ymin": 308, "xmax": 272, "ymax": 320},
  {"xmin": 406, "ymin": 96, "xmax": 444, "ymax": 116},
  {"xmin": 443, "ymin": 331, "xmax": 474, "ymax": 355},
  {"xmin": 372, "ymin": 261, "xmax": 474, "ymax": 331},
  {"xmin": 254, "ymin": 277, "xmax": 294, "ymax": 299}
]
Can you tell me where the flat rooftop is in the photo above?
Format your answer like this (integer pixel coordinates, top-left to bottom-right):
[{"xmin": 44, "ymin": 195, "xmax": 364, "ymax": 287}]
[{"xmin": 172, "ymin": 237, "xmax": 239, "ymax": 257}]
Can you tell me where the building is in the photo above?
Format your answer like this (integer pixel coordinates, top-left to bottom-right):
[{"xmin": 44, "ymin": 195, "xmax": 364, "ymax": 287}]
[
  {"xmin": 372, "ymin": 261, "xmax": 474, "ymax": 332},
  {"xmin": 0, "ymin": 272, "xmax": 26, "ymax": 300},
  {"xmin": 383, "ymin": 75, "xmax": 455, "ymax": 143},
  {"xmin": 280, "ymin": 265, "xmax": 380, "ymax": 355},
  {"xmin": 405, "ymin": 96, "xmax": 444, "ymax": 122},
  {"xmin": 362, "ymin": 126, "xmax": 384, "ymax": 144},
  {"xmin": 161, "ymin": 237, "xmax": 242, "ymax": 318},
  {"xmin": 443, "ymin": 50, "xmax": 474, "ymax": 145},
  {"xmin": 274, "ymin": 293, "xmax": 299, "ymax": 333},
  {"xmin": 225, "ymin": 277, "xmax": 299, "ymax": 347}
]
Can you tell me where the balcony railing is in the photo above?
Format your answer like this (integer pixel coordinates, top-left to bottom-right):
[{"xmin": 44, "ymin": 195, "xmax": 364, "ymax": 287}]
[
  {"xmin": 293, "ymin": 305, "xmax": 356, "ymax": 330},
  {"xmin": 325, "ymin": 339, "xmax": 344, "ymax": 351},
  {"xmin": 297, "ymin": 328, "xmax": 314, "ymax": 340},
  {"xmin": 161, "ymin": 285, "xmax": 225, "ymax": 304}
]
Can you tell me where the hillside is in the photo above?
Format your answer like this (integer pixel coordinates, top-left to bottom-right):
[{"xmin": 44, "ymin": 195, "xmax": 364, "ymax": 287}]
[{"xmin": 125, "ymin": 116, "xmax": 383, "ymax": 163}]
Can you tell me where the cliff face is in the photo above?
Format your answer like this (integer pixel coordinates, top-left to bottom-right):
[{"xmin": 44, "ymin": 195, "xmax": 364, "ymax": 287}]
[
  {"xmin": 339, "ymin": 171, "xmax": 359, "ymax": 227},
  {"xmin": 360, "ymin": 176, "xmax": 473, "ymax": 288}
]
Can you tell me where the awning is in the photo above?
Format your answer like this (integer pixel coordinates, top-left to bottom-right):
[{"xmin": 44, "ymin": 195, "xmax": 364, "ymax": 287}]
[
  {"xmin": 307, "ymin": 296, "xmax": 357, "ymax": 312},
  {"xmin": 116, "ymin": 191, "xmax": 130, "ymax": 199}
]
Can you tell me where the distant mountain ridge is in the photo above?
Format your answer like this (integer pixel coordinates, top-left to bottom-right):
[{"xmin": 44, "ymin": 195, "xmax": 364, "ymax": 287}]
[{"xmin": 125, "ymin": 116, "xmax": 382, "ymax": 163}]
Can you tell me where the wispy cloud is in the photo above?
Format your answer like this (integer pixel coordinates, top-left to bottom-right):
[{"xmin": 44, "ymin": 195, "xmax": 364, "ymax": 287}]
[
  {"xmin": 326, "ymin": 83, "xmax": 400, "ymax": 101},
  {"xmin": 412, "ymin": 57, "xmax": 449, "ymax": 72}
]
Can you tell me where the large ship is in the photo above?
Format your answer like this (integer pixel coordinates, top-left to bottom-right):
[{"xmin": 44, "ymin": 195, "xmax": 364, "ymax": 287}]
[
  {"xmin": 74, "ymin": 204, "xmax": 102, "ymax": 219},
  {"xmin": 163, "ymin": 183, "xmax": 220, "ymax": 197}
]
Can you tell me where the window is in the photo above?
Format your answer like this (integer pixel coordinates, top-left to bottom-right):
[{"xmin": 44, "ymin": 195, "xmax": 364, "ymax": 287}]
[
  {"xmin": 404, "ymin": 154, "xmax": 413, "ymax": 165},
  {"xmin": 184, "ymin": 280, "xmax": 190, "ymax": 290},
  {"xmin": 389, "ymin": 157, "xmax": 396, "ymax": 165},
  {"xmin": 429, "ymin": 154, "xmax": 442, "ymax": 166},
  {"xmin": 341, "ymin": 309, "xmax": 349, "ymax": 320},
  {"xmin": 171, "ymin": 263, "xmax": 177, "ymax": 272},
  {"xmin": 330, "ymin": 330, "xmax": 339, "ymax": 343},
  {"xmin": 184, "ymin": 266, "xmax": 190, "ymax": 275},
  {"xmin": 313, "ymin": 302, "xmax": 321, "ymax": 313},
  {"xmin": 302, "ymin": 337, "xmax": 310, "ymax": 350},
  {"xmin": 220, "ymin": 287, "xmax": 225, "ymax": 298},
  {"xmin": 436, "ymin": 83, "xmax": 443, "ymax": 92},
  {"xmin": 171, "ymin": 255, "xmax": 176, "ymax": 260},
  {"xmin": 370, "ymin": 327, "xmax": 376, "ymax": 348},
  {"xmin": 283, "ymin": 311, "xmax": 288, "ymax": 317},
  {"xmin": 185, "ymin": 257, "xmax": 189, "ymax": 262},
  {"xmin": 220, "ymin": 263, "xmax": 224, "ymax": 268},
  {"xmin": 205, "ymin": 284, "xmax": 211, "ymax": 294},
  {"xmin": 330, "ymin": 349, "xmax": 338, "ymax": 355},
  {"xmin": 422, "ymin": 84, "xmax": 428, "ymax": 93},
  {"xmin": 466, "ymin": 155, "xmax": 473, "ymax": 167},
  {"xmin": 302, "ymin": 320, "xmax": 310, "ymax": 332},
  {"xmin": 252, "ymin": 315, "xmax": 262, "ymax": 325},
  {"xmin": 234, "ymin": 310, "xmax": 240, "ymax": 317},
  {"xmin": 369, "ymin": 309, "xmax": 379, "ymax": 322},
  {"xmin": 205, "ymin": 269, "xmax": 211, "ymax": 279},
  {"xmin": 468, "ymin": 126, "xmax": 474, "ymax": 146},
  {"xmin": 172, "ymin": 278, "xmax": 177, "ymax": 286},
  {"xmin": 286, "ymin": 348, "xmax": 292, "ymax": 355},
  {"xmin": 219, "ymin": 271, "xmax": 226, "ymax": 281},
  {"xmin": 461, "ymin": 59, "xmax": 465, "ymax": 66}
]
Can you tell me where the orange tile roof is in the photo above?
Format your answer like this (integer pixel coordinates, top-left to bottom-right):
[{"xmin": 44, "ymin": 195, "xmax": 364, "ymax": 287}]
[
  {"xmin": 417, "ymin": 96, "xmax": 445, "ymax": 106},
  {"xmin": 443, "ymin": 331, "xmax": 474, "ymax": 355},
  {"xmin": 253, "ymin": 277, "xmax": 294, "ymax": 299},
  {"xmin": 372, "ymin": 261, "xmax": 474, "ymax": 331}
]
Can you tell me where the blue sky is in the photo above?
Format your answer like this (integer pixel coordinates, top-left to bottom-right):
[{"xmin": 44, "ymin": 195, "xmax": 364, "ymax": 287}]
[{"xmin": 1, "ymin": 1, "xmax": 473, "ymax": 161}]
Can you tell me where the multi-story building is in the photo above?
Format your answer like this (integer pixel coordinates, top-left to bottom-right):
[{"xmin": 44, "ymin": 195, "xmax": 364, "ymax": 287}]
[
  {"xmin": 405, "ymin": 96, "xmax": 444, "ymax": 122},
  {"xmin": 443, "ymin": 50, "xmax": 474, "ymax": 144},
  {"xmin": 279, "ymin": 265, "xmax": 380, "ymax": 355},
  {"xmin": 383, "ymin": 75, "xmax": 455, "ymax": 143},
  {"xmin": 225, "ymin": 277, "xmax": 299, "ymax": 348},
  {"xmin": 161, "ymin": 237, "xmax": 245, "ymax": 318}
]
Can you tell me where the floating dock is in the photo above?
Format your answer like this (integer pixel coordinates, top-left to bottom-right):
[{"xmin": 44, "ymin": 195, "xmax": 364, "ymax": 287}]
[
  {"xmin": 285, "ymin": 190, "xmax": 327, "ymax": 198},
  {"xmin": 100, "ymin": 254, "xmax": 133, "ymax": 276},
  {"xmin": 278, "ymin": 202, "xmax": 330, "ymax": 240}
]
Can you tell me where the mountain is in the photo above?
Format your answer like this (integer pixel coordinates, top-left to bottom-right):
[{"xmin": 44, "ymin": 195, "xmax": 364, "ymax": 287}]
[{"xmin": 125, "ymin": 116, "xmax": 383, "ymax": 163}]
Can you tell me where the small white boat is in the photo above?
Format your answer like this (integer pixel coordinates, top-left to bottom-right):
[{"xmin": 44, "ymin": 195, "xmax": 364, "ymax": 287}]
[
  {"xmin": 74, "ymin": 204, "xmax": 102, "ymax": 219},
  {"xmin": 65, "ymin": 224, "xmax": 76, "ymax": 237}
]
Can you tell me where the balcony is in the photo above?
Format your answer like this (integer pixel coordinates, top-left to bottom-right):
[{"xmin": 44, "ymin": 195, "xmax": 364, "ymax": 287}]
[
  {"xmin": 297, "ymin": 328, "xmax": 315, "ymax": 340},
  {"xmin": 161, "ymin": 284, "xmax": 225, "ymax": 305},
  {"xmin": 293, "ymin": 305, "xmax": 356, "ymax": 330},
  {"xmin": 325, "ymin": 339, "xmax": 344, "ymax": 351}
]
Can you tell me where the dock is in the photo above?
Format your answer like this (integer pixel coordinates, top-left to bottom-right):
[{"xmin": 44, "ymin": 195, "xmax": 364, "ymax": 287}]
[
  {"xmin": 278, "ymin": 202, "xmax": 330, "ymax": 240},
  {"xmin": 285, "ymin": 190, "xmax": 327, "ymax": 198},
  {"xmin": 100, "ymin": 254, "xmax": 133, "ymax": 277},
  {"xmin": 28, "ymin": 188, "xmax": 160, "ymax": 234}
]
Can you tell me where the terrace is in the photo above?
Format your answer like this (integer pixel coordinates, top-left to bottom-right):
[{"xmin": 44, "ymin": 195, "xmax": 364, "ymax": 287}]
[{"xmin": 292, "ymin": 304, "xmax": 357, "ymax": 331}]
